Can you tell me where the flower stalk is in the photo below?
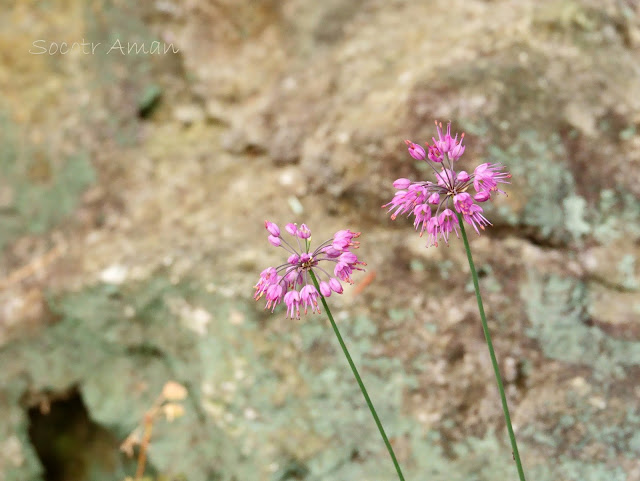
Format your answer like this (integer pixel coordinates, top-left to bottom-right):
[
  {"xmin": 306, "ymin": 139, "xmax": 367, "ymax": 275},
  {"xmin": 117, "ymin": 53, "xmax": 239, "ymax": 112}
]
[
  {"xmin": 457, "ymin": 212, "xmax": 527, "ymax": 481},
  {"xmin": 384, "ymin": 119, "xmax": 527, "ymax": 479},
  {"xmin": 255, "ymin": 222, "xmax": 404, "ymax": 478},
  {"xmin": 308, "ymin": 270, "xmax": 406, "ymax": 481}
]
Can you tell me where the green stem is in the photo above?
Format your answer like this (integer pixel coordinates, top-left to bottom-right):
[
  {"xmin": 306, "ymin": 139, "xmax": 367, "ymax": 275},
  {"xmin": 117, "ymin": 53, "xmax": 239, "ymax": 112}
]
[
  {"xmin": 456, "ymin": 213, "xmax": 527, "ymax": 481},
  {"xmin": 308, "ymin": 270, "xmax": 406, "ymax": 481}
]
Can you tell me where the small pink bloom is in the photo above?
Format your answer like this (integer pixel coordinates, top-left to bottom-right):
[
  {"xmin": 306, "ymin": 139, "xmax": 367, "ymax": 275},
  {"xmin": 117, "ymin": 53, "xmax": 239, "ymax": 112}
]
[
  {"xmin": 300, "ymin": 285, "xmax": 320, "ymax": 314},
  {"xmin": 433, "ymin": 121, "xmax": 455, "ymax": 153},
  {"xmin": 284, "ymin": 268, "xmax": 300, "ymax": 286},
  {"xmin": 334, "ymin": 262, "xmax": 354, "ymax": 283},
  {"xmin": 449, "ymin": 141, "xmax": 465, "ymax": 161},
  {"xmin": 299, "ymin": 253, "xmax": 313, "ymax": 266},
  {"xmin": 268, "ymin": 235, "xmax": 281, "ymax": 247},
  {"xmin": 453, "ymin": 192, "xmax": 474, "ymax": 215},
  {"xmin": 393, "ymin": 178, "xmax": 412, "ymax": 189},
  {"xmin": 473, "ymin": 163, "xmax": 511, "ymax": 195},
  {"xmin": 322, "ymin": 246, "xmax": 342, "ymax": 258},
  {"xmin": 319, "ymin": 281, "xmax": 332, "ymax": 297},
  {"xmin": 329, "ymin": 278, "xmax": 344, "ymax": 294},
  {"xmin": 298, "ymin": 223, "xmax": 311, "ymax": 239},
  {"xmin": 405, "ymin": 139, "xmax": 426, "ymax": 160},
  {"xmin": 285, "ymin": 223, "xmax": 298, "ymax": 236},
  {"xmin": 436, "ymin": 168, "xmax": 457, "ymax": 188},
  {"xmin": 463, "ymin": 204, "xmax": 491, "ymax": 234},
  {"xmin": 265, "ymin": 283, "xmax": 284, "ymax": 311},
  {"xmin": 448, "ymin": 132, "xmax": 465, "ymax": 161},
  {"xmin": 426, "ymin": 143, "xmax": 444, "ymax": 163},
  {"xmin": 284, "ymin": 290, "xmax": 301, "ymax": 319},
  {"xmin": 288, "ymin": 254, "xmax": 300, "ymax": 265},
  {"xmin": 413, "ymin": 204, "xmax": 431, "ymax": 236},
  {"xmin": 253, "ymin": 267, "xmax": 277, "ymax": 300},
  {"xmin": 437, "ymin": 209, "xmax": 459, "ymax": 245},
  {"xmin": 339, "ymin": 252, "xmax": 358, "ymax": 264},
  {"xmin": 382, "ymin": 184, "xmax": 428, "ymax": 220},
  {"xmin": 474, "ymin": 191, "xmax": 491, "ymax": 202},
  {"xmin": 334, "ymin": 229, "xmax": 360, "ymax": 243},
  {"xmin": 457, "ymin": 171, "xmax": 470, "ymax": 183},
  {"xmin": 382, "ymin": 191, "xmax": 410, "ymax": 220},
  {"xmin": 425, "ymin": 217, "xmax": 440, "ymax": 247},
  {"xmin": 432, "ymin": 121, "xmax": 465, "ymax": 160},
  {"xmin": 260, "ymin": 267, "xmax": 277, "ymax": 281},
  {"xmin": 333, "ymin": 229, "xmax": 360, "ymax": 250},
  {"xmin": 424, "ymin": 211, "xmax": 450, "ymax": 247},
  {"xmin": 427, "ymin": 192, "xmax": 440, "ymax": 205},
  {"xmin": 265, "ymin": 220, "xmax": 280, "ymax": 237}
]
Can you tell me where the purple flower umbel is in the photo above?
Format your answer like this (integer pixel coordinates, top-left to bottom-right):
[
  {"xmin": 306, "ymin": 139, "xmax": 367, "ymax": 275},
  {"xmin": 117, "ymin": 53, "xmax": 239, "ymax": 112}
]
[
  {"xmin": 384, "ymin": 121, "xmax": 511, "ymax": 247},
  {"xmin": 254, "ymin": 222, "xmax": 366, "ymax": 319}
]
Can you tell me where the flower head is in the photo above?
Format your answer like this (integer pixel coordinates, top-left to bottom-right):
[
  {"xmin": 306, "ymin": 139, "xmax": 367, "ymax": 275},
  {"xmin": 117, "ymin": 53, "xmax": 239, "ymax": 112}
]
[
  {"xmin": 383, "ymin": 121, "xmax": 510, "ymax": 246},
  {"xmin": 254, "ymin": 222, "xmax": 366, "ymax": 318}
]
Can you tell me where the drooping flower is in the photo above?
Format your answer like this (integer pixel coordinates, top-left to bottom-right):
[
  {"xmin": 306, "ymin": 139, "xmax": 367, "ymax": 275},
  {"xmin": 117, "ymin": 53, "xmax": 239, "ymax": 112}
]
[
  {"xmin": 254, "ymin": 221, "xmax": 366, "ymax": 318},
  {"xmin": 383, "ymin": 121, "xmax": 510, "ymax": 246},
  {"xmin": 473, "ymin": 162, "xmax": 511, "ymax": 198}
]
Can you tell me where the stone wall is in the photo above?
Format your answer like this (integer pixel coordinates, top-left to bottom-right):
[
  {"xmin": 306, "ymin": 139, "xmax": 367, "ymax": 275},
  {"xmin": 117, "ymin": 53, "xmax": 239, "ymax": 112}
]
[{"xmin": 1, "ymin": 1, "xmax": 640, "ymax": 480}]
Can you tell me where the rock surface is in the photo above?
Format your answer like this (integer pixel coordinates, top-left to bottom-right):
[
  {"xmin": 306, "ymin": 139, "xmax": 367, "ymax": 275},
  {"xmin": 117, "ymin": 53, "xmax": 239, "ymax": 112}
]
[{"xmin": 1, "ymin": 0, "xmax": 640, "ymax": 480}]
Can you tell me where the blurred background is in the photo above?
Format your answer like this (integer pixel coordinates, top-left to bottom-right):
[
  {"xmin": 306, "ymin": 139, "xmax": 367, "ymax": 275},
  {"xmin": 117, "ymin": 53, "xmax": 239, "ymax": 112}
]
[{"xmin": 1, "ymin": 0, "xmax": 640, "ymax": 480}]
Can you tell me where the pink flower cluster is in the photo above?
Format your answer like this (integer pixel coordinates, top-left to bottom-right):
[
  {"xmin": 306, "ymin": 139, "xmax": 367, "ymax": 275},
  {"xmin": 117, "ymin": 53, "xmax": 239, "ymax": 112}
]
[
  {"xmin": 254, "ymin": 221, "xmax": 366, "ymax": 318},
  {"xmin": 383, "ymin": 121, "xmax": 511, "ymax": 247}
]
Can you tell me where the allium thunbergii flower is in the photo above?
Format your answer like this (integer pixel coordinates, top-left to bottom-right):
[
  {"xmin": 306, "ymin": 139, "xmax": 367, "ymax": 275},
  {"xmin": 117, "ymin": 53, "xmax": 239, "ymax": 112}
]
[
  {"xmin": 384, "ymin": 121, "xmax": 510, "ymax": 247},
  {"xmin": 254, "ymin": 222, "xmax": 365, "ymax": 319}
]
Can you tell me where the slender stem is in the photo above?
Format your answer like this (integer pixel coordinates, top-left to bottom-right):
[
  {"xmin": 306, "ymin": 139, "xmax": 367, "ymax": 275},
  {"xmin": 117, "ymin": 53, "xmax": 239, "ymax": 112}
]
[
  {"xmin": 135, "ymin": 414, "xmax": 154, "ymax": 480},
  {"xmin": 456, "ymin": 213, "xmax": 527, "ymax": 481},
  {"xmin": 308, "ymin": 270, "xmax": 406, "ymax": 481}
]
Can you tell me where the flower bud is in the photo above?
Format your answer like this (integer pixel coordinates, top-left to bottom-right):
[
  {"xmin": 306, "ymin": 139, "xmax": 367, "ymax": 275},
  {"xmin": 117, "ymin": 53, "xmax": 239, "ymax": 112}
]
[
  {"xmin": 319, "ymin": 281, "xmax": 332, "ymax": 297},
  {"xmin": 329, "ymin": 278, "xmax": 343, "ymax": 294},
  {"xmin": 457, "ymin": 171, "xmax": 470, "ymax": 182},
  {"xmin": 474, "ymin": 191, "xmax": 491, "ymax": 202},
  {"xmin": 393, "ymin": 178, "xmax": 412, "ymax": 189},
  {"xmin": 427, "ymin": 193, "xmax": 440, "ymax": 205},
  {"xmin": 404, "ymin": 140, "xmax": 426, "ymax": 160},
  {"xmin": 268, "ymin": 235, "xmax": 281, "ymax": 246},
  {"xmin": 264, "ymin": 221, "xmax": 280, "ymax": 237},
  {"xmin": 298, "ymin": 224, "xmax": 311, "ymax": 239},
  {"xmin": 287, "ymin": 254, "xmax": 300, "ymax": 265},
  {"xmin": 285, "ymin": 223, "xmax": 298, "ymax": 236}
]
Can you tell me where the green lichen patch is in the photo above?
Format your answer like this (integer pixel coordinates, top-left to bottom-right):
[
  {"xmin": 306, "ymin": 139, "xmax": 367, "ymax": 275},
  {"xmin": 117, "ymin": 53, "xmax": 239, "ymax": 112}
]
[
  {"xmin": 0, "ymin": 276, "xmax": 242, "ymax": 481},
  {"xmin": 0, "ymin": 275, "xmax": 419, "ymax": 480},
  {"xmin": 531, "ymin": 459, "xmax": 627, "ymax": 481},
  {"xmin": 468, "ymin": 121, "xmax": 640, "ymax": 247},
  {"xmin": 523, "ymin": 271, "xmax": 640, "ymax": 378},
  {"xmin": 521, "ymin": 385, "xmax": 640, "ymax": 480},
  {"xmin": 4, "ymin": 263, "xmax": 632, "ymax": 480},
  {"xmin": 486, "ymin": 129, "xmax": 577, "ymax": 244},
  {"xmin": 0, "ymin": 114, "xmax": 95, "ymax": 250}
]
